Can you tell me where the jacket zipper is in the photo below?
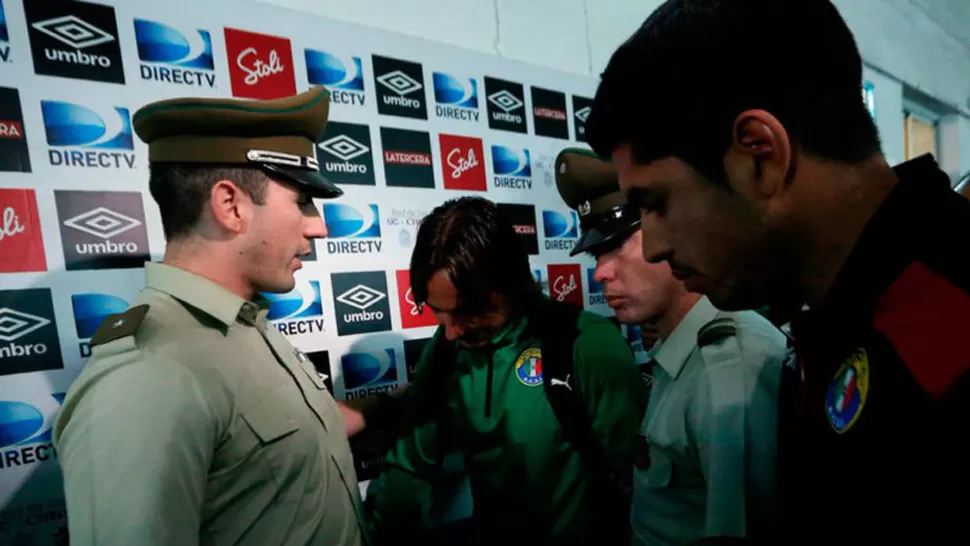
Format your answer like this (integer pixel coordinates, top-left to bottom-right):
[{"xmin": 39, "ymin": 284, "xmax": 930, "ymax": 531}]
[{"xmin": 484, "ymin": 345, "xmax": 496, "ymax": 418}]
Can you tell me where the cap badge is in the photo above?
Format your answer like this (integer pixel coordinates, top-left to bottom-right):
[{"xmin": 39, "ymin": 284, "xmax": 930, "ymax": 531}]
[
  {"xmin": 246, "ymin": 149, "xmax": 319, "ymax": 170},
  {"xmin": 578, "ymin": 201, "xmax": 591, "ymax": 216}
]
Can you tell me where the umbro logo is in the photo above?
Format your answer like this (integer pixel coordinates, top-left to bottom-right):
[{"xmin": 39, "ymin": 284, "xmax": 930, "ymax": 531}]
[
  {"xmin": 488, "ymin": 90, "xmax": 523, "ymax": 112},
  {"xmin": 372, "ymin": 55, "xmax": 428, "ymax": 120},
  {"xmin": 63, "ymin": 207, "xmax": 142, "ymax": 239},
  {"xmin": 0, "ymin": 307, "xmax": 52, "ymax": 342},
  {"xmin": 24, "ymin": 1, "xmax": 126, "ymax": 84},
  {"xmin": 0, "ymin": 288, "xmax": 63, "ymax": 375},
  {"xmin": 336, "ymin": 284, "xmax": 386, "ymax": 310},
  {"xmin": 320, "ymin": 135, "xmax": 370, "ymax": 162},
  {"xmin": 331, "ymin": 271, "xmax": 392, "ymax": 335},
  {"xmin": 31, "ymin": 15, "xmax": 115, "ymax": 50},
  {"xmin": 484, "ymin": 76, "xmax": 527, "ymax": 133},
  {"xmin": 574, "ymin": 106, "xmax": 591, "ymax": 123},
  {"xmin": 377, "ymin": 70, "xmax": 422, "ymax": 96}
]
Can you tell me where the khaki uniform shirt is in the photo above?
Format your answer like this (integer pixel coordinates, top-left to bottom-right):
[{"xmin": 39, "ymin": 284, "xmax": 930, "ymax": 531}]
[
  {"xmin": 53, "ymin": 262, "xmax": 366, "ymax": 546},
  {"xmin": 631, "ymin": 296, "xmax": 787, "ymax": 545}
]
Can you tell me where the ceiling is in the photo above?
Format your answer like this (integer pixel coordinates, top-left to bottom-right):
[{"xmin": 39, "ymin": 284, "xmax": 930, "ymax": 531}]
[{"xmin": 908, "ymin": 0, "xmax": 970, "ymax": 52}]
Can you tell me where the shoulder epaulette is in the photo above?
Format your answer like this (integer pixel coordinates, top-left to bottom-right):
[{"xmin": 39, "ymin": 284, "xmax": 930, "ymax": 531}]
[
  {"xmin": 90, "ymin": 304, "xmax": 150, "ymax": 347},
  {"xmin": 697, "ymin": 316, "xmax": 738, "ymax": 347}
]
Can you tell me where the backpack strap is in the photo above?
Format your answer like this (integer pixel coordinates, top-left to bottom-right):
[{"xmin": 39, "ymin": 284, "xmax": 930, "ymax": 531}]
[
  {"xmin": 533, "ymin": 300, "xmax": 633, "ymax": 536},
  {"xmin": 430, "ymin": 330, "xmax": 459, "ymax": 474}
]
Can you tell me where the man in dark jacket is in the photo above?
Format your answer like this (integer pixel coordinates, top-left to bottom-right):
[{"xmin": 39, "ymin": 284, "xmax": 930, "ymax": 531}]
[{"xmin": 585, "ymin": 1, "xmax": 970, "ymax": 544}]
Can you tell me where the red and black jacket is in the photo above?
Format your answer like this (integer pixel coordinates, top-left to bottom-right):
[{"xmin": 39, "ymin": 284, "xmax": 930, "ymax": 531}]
[{"xmin": 779, "ymin": 154, "xmax": 970, "ymax": 544}]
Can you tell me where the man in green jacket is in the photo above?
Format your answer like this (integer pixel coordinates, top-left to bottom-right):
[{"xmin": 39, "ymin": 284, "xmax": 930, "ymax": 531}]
[{"xmin": 363, "ymin": 196, "xmax": 646, "ymax": 545}]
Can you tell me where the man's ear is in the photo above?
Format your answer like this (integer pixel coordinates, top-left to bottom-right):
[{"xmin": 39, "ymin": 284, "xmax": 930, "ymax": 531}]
[
  {"xmin": 208, "ymin": 179, "xmax": 250, "ymax": 234},
  {"xmin": 723, "ymin": 109, "xmax": 793, "ymax": 201}
]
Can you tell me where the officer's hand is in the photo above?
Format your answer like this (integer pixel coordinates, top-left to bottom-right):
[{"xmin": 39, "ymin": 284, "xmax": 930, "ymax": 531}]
[
  {"xmin": 336, "ymin": 384, "xmax": 410, "ymax": 438},
  {"xmin": 337, "ymin": 401, "xmax": 366, "ymax": 437}
]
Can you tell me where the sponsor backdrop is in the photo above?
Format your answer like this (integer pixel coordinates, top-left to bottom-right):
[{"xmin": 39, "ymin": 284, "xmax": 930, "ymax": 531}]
[{"xmin": 0, "ymin": 0, "xmax": 652, "ymax": 542}]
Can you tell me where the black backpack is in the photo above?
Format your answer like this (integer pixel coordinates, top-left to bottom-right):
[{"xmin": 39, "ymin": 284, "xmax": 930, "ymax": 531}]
[{"xmin": 428, "ymin": 297, "xmax": 634, "ymax": 543}]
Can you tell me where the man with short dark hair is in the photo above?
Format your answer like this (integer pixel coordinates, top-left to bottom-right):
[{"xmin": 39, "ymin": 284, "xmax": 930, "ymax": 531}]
[
  {"xmin": 363, "ymin": 196, "xmax": 646, "ymax": 545},
  {"xmin": 586, "ymin": 0, "xmax": 970, "ymax": 543},
  {"xmin": 53, "ymin": 87, "xmax": 367, "ymax": 545}
]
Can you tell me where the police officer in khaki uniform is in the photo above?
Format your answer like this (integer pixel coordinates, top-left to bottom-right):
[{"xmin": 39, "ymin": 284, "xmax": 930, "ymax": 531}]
[
  {"xmin": 555, "ymin": 147, "xmax": 788, "ymax": 545},
  {"xmin": 53, "ymin": 86, "xmax": 366, "ymax": 546}
]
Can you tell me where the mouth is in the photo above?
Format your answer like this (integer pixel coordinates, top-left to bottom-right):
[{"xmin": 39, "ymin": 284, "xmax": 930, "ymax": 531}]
[{"xmin": 605, "ymin": 295, "xmax": 626, "ymax": 306}]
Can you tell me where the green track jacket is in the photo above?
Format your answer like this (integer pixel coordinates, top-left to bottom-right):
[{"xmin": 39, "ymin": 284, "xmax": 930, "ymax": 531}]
[{"xmin": 365, "ymin": 301, "xmax": 646, "ymax": 544}]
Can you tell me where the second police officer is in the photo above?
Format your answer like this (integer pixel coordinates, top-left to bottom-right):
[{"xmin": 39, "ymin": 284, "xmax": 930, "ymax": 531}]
[{"xmin": 554, "ymin": 147, "xmax": 789, "ymax": 546}]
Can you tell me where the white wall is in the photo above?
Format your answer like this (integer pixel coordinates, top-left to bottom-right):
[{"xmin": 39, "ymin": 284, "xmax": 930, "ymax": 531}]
[{"xmin": 248, "ymin": 0, "xmax": 970, "ymax": 180}]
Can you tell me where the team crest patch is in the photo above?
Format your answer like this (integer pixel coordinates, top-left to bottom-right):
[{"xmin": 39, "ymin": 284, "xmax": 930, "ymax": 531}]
[
  {"xmin": 514, "ymin": 347, "xmax": 543, "ymax": 386},
  {"xmin": 826, "ymin": 348, "xmax": 869, "ymax": 434}
]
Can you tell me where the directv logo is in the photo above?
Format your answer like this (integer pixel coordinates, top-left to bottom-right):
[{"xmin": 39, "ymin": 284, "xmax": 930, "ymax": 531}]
[
  {"xmin": 305, "ymin": 49, "xmax": 365, "ymax": 107},
  {"xmin": 342, "ymin": 348, "xmax": 399, "ymax": 399},
  {"xmin": 491, "ymin": 146, "xmax": 532, "ymax": 190},
  {"xmin": 134, "ymin": 19, "xmax": 216, "ymax": 88},
  {"xmin": 261, "ymin": 279, "xmax": 325, "ymax": 336},
  {"xmin": 41, "ymin": 100, "xmax": 136, "ymax": 169},
  {"xmin": 71, "ymin": 292, "xmax": 129, "ymax": 357},
  {"xmin": 542, "ymin": 210, "xmax": 579, "ymax": 252},
  {"xmin": 587, "ymin": 268, "xmax": 606, "ymax": 306},
  {"xmin": 322, "ymin": 203, "xmax": 383, "ymax": 255},
  {"xmin": 0, "ymin": 0, "xmax": 10, "ymax": 64},
  {"xmin": 433, "ymin": 72, "xmax": 479, "ymax": 122},
  {"xmin": 0, "ymin": 393, "xmax": 64, "ymax": 470}
]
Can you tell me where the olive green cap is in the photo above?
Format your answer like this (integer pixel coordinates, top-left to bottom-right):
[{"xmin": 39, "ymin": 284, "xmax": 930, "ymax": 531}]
[
  {"xmin": 554, "ymin": 146, "xmax": 639, "ymax": 256},
  {"xmin": 132, "ymin": 85, "xmax": 342, "ymax": 199}
]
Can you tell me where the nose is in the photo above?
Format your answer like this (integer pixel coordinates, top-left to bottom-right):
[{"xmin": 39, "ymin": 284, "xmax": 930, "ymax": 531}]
[
  {"xmin": 639, "ymin": 212, "xmax": 672, "ymax": 264},
  {"xmin": 593, "ymin": 256, "xmax": 615, "ymax": 285},
  {"xmin": 304, "ymin": 213, "xmax": 327, "ymax": 239},
  {"xmin": 442, "ymin": 318, "xmax": 464, "ymax": 341}
]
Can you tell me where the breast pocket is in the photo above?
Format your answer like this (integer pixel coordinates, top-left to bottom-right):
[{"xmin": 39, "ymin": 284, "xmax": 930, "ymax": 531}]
[{"xmin": 210, "ymin": 392, "xmax": 302, "ymax": 488}]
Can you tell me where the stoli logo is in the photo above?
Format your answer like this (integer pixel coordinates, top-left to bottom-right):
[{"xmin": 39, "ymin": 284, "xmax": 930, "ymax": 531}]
[
  {"xmin": 0, "ymin": 189, "xmax": 47, "ymax": 273},
  {"xmin": 405, "ymin": 287, "xmax": 420, "ymax": 315},
  {"xmin": 397, "ymin": 270, "xmax": 438, "ymax": 328},
  {"xmin": 553, "ymin": 274, "xmax": 577, "ymax": 302},
  {"xmin": 0, "ymin": 207, "xmax": 25, "ymax": 241},
  {"xmin": 438, "ymin": 134, "xmax": 486, "ymax": 191},
  {"xmin": 224, "ymin": 27, "xmax": 296, "ymax": 100},
  {"xmin": 447, "ymin": 147, "xmax": 479, "ymax": 179},
  {"xmin": 547, "ymin": 263, "xmax": 583, "ymax": 308},
  {"xmin": 237, "ymin": 47, "xmax": 285, "ymax": 86}
]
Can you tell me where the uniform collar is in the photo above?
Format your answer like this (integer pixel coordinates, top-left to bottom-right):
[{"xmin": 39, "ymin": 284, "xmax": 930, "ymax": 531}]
[
  {"xmin": 144, "ymin": 261, "xmax": 269, "ymax": 327},
  {"xmin": 794, "ymin": 154, "xmax": 952, "ymax": 340},
  {"xmin": 653, "ymin": 296, "xmax": 718, "ymax": 379}
]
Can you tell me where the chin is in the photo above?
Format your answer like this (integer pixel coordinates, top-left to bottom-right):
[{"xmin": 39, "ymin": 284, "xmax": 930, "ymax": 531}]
[{"xmin": 260, "ymin": 276, "xmax": 296, "ymax": 295}]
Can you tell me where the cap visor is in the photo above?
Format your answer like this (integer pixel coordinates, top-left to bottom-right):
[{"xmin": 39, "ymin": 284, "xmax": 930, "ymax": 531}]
[
  {"xmin": 570, "ymin": 228, "xmax": 608, "ymax": 257},
  {"xmin": 261, "ymin": 163, "xmax": 344, "ymax": 199}
]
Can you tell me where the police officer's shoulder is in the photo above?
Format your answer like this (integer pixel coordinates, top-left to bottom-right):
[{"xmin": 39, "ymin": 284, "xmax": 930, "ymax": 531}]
[
  {"xmin": 90, "ymin": 304, "xmax": 150, "ymax": 348},
  {"xmin": 698, "ymin": 309, "xmax": 787, "ymax": 369}
]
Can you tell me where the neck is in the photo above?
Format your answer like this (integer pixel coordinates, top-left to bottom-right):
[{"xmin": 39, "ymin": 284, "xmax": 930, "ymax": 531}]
[
  {"xmin": 162, "ymin": 237, "xmax": 254, "ymax": 300},
  {"xmin": 656, "ymin": 290, "xmax": 702, "ymax": 340},
  {"xmin": 793, "ymin": 157, "xmax": 898, "ymax": 306}
]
